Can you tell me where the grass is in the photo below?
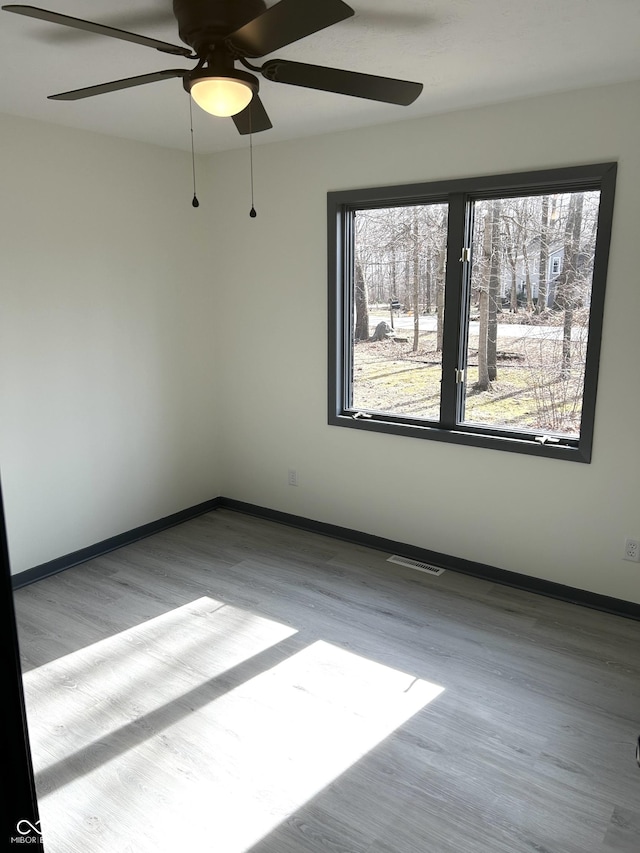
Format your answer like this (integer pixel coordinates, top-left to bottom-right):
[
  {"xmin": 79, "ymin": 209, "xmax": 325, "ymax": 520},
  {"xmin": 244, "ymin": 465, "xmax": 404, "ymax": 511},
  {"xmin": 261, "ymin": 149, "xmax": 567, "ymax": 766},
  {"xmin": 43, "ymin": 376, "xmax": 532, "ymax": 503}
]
[{"xmin": 353, "ymin": 328, "xmax": 585, "ymax": 435}]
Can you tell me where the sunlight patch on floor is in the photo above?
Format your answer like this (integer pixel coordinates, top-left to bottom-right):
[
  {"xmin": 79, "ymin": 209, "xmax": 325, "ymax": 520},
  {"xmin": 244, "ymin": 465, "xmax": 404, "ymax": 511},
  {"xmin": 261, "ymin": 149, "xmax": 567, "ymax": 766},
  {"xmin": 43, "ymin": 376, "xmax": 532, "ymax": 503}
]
[
  {"xmin": 24, "ymin": 597, "xmax": 298, "ymax": 783},
  {"xmin": 156, "ymin": 640, "xmax": 444, "ymax": 853},
  {"xmin": 23, "ymin": 601, "xmax": 444, "ymax": 853}
]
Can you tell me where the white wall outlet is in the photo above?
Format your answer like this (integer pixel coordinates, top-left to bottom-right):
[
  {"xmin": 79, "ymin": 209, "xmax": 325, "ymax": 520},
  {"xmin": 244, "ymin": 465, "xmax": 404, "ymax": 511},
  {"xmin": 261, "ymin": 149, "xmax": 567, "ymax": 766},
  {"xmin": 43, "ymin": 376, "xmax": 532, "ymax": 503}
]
[
  {"xmin": 288, "ymin": 469, "xmax": 298, "ymax": 486},
  {"xmin": 623, "ymin": 538, "xmax": 640, "ymax": 562}
]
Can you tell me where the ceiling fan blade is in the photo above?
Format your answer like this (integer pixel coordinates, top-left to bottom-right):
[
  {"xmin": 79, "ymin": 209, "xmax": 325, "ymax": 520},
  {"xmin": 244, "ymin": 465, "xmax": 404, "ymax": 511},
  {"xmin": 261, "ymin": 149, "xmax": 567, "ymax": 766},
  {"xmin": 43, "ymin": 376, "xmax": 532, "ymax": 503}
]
[
  {"xmin": 232, "ymin": 94, "xmax": 273, "ymax": 135},
  {"xmin": 2, "ymin": 5, "xmax": 193, "ymax": 56},
  {"xmin": 226, "ymin": 0, "xmax": 354, "ymax": 58},
  {"xmin": 262, "ymin": 59, "xmax": 423, "ymax": 105},
  {"xmin": 48, "ymin": 69, "xmax": 186, "ymax": 101},
  {"xmin": 38, "ymin": 9, "xmax": 177, "ymax": 46}
]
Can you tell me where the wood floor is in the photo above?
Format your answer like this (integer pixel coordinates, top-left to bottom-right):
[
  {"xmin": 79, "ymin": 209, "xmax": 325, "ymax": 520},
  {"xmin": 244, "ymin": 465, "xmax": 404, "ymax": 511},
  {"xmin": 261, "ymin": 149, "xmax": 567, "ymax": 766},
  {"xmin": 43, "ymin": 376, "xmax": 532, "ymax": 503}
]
[{"xmin": 13, "ymin": 509, "xmax": 640, "ymax": 853}]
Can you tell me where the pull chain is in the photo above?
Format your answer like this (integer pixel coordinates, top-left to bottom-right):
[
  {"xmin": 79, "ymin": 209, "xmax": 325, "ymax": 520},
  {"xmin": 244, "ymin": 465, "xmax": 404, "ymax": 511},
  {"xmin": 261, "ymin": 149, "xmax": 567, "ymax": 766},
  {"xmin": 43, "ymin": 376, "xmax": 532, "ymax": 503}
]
[
  {"xmin": 249, "ymin": 104, "xmax": 256, "ymax": 218},
  {"xmin": 189, "ymin": 98, "xmax": 199, "ymax": 208}
]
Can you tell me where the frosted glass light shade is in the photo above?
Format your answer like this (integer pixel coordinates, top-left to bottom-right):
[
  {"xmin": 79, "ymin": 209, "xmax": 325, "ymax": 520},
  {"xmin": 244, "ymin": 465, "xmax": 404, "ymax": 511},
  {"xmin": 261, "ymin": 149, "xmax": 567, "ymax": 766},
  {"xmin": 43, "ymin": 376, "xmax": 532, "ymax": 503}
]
[{"xmin": 190, "ymin": 77, "xmax": 253, "ymax": 117}]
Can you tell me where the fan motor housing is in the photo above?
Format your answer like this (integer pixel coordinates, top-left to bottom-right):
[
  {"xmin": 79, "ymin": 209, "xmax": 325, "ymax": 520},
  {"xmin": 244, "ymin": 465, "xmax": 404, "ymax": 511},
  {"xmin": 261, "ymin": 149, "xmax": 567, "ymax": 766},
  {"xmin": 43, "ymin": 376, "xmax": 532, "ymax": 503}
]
[{"xmin": 173, "ymin": 0, "xmax": 267, "ymax": 54}]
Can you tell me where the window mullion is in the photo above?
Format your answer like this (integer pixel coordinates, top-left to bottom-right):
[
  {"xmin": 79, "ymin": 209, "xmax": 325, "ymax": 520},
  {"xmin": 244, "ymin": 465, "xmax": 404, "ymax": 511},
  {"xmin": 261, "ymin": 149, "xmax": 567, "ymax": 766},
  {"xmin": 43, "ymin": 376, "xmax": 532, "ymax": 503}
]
[
  {"xmin": 439, "ymin": 193, "xmax": 467, "ymax": 428},
  {"xmin": 343, "ymin": 209, "xmax": 356, "ymax": 411}
]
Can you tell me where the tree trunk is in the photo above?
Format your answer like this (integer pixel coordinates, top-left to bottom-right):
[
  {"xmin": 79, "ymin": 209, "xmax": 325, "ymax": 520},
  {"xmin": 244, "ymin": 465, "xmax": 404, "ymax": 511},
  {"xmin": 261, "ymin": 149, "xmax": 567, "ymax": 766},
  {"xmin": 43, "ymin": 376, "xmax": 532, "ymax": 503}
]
[
  {"xmin": 487, "ymin": 200, "xmax": 500, "ymax": 381},
  {"xmin": 425, "ymin": 257, "xmax": 432, "ymax": 314},
  {"xmin": 476, "ymin": 205, "xmax": 493, "ymax": 391},
  {"xmin": 561, "ymin": 289, "xmax": 574, "ymax": 374},
  {"xmin": 436, "ymin": 245, "xmax": 445, "ymax": 352},
  {"xmin": 354, "ymin": 260, "xmax": 369, "ymax": 341},
  {"xmin": 390, "ymin": 242, "xmax": 397, "ymax": 307},
  {"xmin": 536, "ymin": 196, "xmax": 549, "ymax": 313},
  {"xmin": 560, "ymin": 193, "xmax": 584, "ymax": 374},
  {"xmin": 522, "ymin": 241, "xmax": 533, "ymax": 312},
  {"xmin": 412, "ymin": 213, "xmax": 420, "ymax": 352},
  {"xmin": 510, "ymin": 266, "xmax": 517, "ymax": 313},
  {"xmin": 477, "ymin": 287, "xmax": 490, "ymax": 390}
]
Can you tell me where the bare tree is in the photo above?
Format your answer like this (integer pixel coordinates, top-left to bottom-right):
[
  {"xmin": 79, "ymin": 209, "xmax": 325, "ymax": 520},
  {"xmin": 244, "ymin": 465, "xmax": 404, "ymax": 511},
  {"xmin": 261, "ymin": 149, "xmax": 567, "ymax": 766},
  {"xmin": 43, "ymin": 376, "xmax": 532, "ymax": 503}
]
[
  {"xmin": 434, "ymin": 209, "xmax": 447, "ymax": 352},
  {"xmin": 354, "ymin": 260, "xmax": 369, "ymax": 341},
  {"xmin": 354, "ymin": 203, "xmax": 447, "ymax": 362},
  {"xmin": 473, "ymin": 199, "xmax": 501, "ymax": 389},
  {"xmin": 503, "ymin": 213, "xmax": 519, "ymax": 314},
  {"xmin": 475, "ymin": 205, "xmax": 492, "ymax": 390},
  {"xmin": 558, "ymin": 192, "xmax": 584, "ymax": 374},
  {"xmin": 487, "ymin": 200, "xmax": 501, "ymax": 382},
  {"xmin": 424, "ymin": 256, "xmax": 433, "ymax": 314},
  {"xmin": 535, "ymin": 195, "xmax": 550, "ymax": 314},
  {"xmin": 498, "ymin": 197, "xmax": 537, "ymax": 316},
  {"xmin": 521, "ymin": 240, "xmax": 534, "ymax": 312},
  {"xmin": 410, "ymin": 209, "xmax": 420, "ymax": 351}
]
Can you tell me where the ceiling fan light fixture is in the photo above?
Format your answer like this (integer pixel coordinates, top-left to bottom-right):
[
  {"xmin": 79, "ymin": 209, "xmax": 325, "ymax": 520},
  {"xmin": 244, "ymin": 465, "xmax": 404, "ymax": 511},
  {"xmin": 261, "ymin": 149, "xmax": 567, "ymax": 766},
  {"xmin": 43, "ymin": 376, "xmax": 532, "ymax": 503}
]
[{"xmin": 188, "ymin": 69, "xmax": 258, "ymax": 117}]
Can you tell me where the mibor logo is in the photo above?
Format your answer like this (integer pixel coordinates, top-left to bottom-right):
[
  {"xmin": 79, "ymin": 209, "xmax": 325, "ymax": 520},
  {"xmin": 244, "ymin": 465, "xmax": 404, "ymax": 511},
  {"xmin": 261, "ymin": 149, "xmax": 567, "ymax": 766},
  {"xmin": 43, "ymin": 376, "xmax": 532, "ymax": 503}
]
[{"xmin": 11, "ymin": 820, "xmax": 42, "ymax": 845}]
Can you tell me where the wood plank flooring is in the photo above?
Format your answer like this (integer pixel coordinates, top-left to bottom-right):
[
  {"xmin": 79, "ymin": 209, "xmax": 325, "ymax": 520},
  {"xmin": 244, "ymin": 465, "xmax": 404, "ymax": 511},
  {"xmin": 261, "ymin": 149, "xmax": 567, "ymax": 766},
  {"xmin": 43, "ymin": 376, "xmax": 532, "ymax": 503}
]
[{"xmin": 13, "ymin": 508, "xmax": 640, "ymax": 853}]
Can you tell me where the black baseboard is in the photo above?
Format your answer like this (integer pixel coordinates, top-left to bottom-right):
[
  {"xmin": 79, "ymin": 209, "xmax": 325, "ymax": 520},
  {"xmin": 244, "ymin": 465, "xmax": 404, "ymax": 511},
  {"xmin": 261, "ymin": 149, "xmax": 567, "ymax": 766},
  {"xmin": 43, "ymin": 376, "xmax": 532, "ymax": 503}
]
[
  {"xmin": 219, "ymin": 497, "xmax": 640, "ymax": 622},
  {"xmin": 11, "ymin": 494, "xmax": 640, "ymax": 622},
  {"xmin": 11, "ymin": 498, "xmax": 222, "ymax": 590}
]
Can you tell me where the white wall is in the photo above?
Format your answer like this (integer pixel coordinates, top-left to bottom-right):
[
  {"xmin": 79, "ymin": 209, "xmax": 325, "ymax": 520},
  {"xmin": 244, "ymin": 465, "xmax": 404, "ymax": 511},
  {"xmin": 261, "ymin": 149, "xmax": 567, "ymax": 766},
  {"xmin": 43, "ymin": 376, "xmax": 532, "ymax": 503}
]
[
  {"xmin": 0, "ymin": 114, "xmax": 221, "ymax": 574},
  {"xmin": 2, "ymin": 81, "xmax": 639, "ymax": 605},
  {"xmin": 210, "ymin": 80, "xmax": 640, "ymax": 604}
]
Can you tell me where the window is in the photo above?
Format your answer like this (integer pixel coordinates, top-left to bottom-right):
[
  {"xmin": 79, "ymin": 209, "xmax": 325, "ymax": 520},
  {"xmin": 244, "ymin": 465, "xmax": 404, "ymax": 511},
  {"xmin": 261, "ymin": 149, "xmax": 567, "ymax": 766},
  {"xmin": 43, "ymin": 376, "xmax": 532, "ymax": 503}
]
[{"xmin": 328, "ymin": 163, "xmax": 617, "ymax": 462}]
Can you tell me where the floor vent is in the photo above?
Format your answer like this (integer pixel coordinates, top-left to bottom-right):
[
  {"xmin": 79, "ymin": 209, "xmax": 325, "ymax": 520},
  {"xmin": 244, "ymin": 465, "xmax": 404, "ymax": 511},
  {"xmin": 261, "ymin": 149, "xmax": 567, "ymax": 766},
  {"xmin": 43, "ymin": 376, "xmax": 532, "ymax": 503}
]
[{"xmin": 387, "ymin": 555, "xmax": 445, "ymax": 576}]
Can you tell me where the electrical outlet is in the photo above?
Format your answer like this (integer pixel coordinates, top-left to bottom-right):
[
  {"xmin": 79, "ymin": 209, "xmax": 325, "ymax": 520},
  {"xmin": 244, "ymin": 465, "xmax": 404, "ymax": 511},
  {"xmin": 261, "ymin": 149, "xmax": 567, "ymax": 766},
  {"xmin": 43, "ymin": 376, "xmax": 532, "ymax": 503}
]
[
  {"xmin": 288, "ymin": 469, "xmax": 298, "ymax": 487},
  {"xmin": 623, "ymin": 538, "xmax": 640, "ymax": 562}
]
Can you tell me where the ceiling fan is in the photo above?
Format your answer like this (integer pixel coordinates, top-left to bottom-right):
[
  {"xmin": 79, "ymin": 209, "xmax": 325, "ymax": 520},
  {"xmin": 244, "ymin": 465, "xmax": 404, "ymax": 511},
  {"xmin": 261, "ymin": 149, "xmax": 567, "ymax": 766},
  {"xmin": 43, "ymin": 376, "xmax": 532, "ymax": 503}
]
[{"xmin": 2, "ymin": 1, "xmax": 424, "ymax": 135}]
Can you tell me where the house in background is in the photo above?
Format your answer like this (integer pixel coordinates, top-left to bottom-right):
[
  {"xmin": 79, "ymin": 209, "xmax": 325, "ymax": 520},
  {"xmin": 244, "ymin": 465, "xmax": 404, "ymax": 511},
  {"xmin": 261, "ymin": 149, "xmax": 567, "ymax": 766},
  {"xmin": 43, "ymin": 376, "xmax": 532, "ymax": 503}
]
[
  {"xmin": 510, "ymin": 244, "xmax": 592, "ymax": 309},
  {"xmin": 508, "ymin": 244, "xmax": 559, "ymax": 308}
]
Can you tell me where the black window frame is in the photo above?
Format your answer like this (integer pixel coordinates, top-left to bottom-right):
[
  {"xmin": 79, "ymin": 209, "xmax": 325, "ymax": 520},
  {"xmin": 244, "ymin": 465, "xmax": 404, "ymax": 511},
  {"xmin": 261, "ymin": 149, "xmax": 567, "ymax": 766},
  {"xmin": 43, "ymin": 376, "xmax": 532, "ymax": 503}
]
[{"xmin": 328, "ymin": 162, "xmax": 617, "ymax": 463}]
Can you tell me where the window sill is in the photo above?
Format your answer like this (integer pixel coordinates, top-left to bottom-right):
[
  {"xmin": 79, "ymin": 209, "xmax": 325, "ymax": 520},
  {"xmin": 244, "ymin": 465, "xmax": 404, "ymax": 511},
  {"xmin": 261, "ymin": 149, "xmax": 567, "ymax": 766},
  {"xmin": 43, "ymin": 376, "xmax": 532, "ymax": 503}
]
[{"xmin": 329, "ymin": 411, "xmax": 589, "ymax": 462}]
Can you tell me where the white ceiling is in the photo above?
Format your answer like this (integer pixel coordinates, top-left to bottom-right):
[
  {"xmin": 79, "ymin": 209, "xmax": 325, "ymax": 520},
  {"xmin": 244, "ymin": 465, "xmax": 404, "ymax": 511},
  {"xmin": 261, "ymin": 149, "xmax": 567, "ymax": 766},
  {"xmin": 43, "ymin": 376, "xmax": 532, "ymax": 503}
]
[{"xmin": 1, "ymin": 0, "xmax": 639, "ymax": 153}]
